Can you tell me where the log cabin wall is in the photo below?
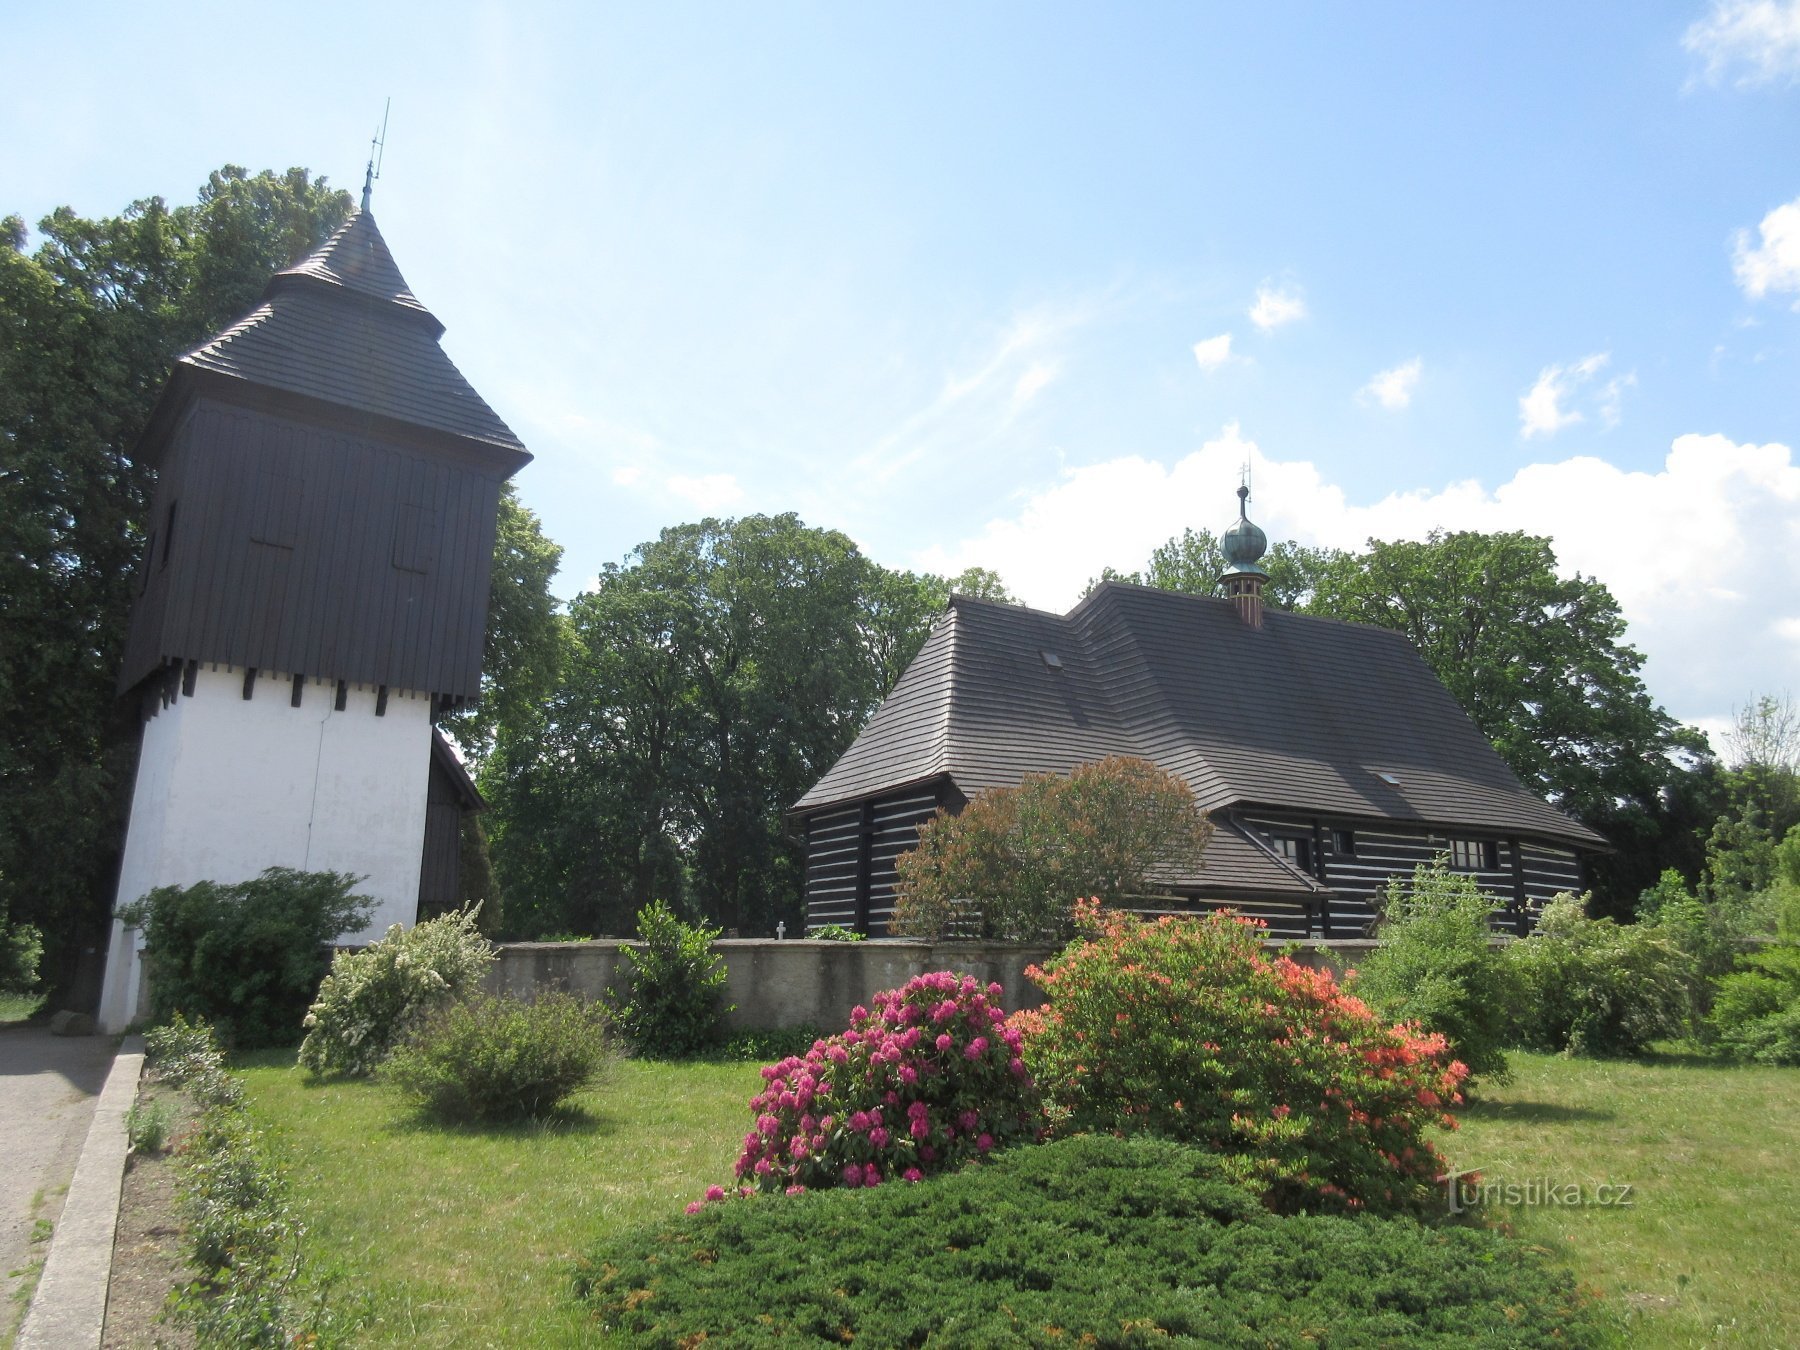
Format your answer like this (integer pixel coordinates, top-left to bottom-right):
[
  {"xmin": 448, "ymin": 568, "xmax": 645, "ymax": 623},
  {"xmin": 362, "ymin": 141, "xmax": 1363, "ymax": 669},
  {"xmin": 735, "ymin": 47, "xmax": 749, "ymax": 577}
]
[{"xmin": 803, "ymin": 785, "xmax": 946, "ymax": 936}]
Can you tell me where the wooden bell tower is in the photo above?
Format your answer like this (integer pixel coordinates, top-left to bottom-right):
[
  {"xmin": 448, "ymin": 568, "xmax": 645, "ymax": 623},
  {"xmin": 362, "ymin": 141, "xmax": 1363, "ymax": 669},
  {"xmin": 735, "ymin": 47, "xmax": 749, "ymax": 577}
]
[{"xmin": 98, "ymin": 210, "xmax": 530, "ymax": 1030}]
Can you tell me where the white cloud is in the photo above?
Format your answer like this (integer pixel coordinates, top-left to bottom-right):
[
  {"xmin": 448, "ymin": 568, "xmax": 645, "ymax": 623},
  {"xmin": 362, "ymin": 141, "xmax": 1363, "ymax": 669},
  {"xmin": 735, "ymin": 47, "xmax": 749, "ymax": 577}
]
[
  {"xmin": 1358, "ymin": 357, "xmax": 1422, "ymax": 410},
  {"xmin": 612, "ymin": 465, "xmax": 644, "ymax": 487},
  {"xmin": 1519, "ymin": 352, "xmax": 1613, "ymax": 439},
  {"xmin": 1685, "ymin": 0, "xmax": 1800, "ymax": 86},
  {"xmin": 1192, "ymin": 333, "xmax": 1234, "ymax": 371},
  {"xmin": 1733, "ymin": 195, "xmax": 1800, "ymax": 304},
  {"xmin": 914, "ymin": 427, "xmax": 1800, "ymax": 731},
  {"xmin": 1248, "ymin": 284, "xmax": 1307, "ymax": 332},
  {"xmin": 666, "ymin": 472, "xmax": 744, "ymax": 513}
]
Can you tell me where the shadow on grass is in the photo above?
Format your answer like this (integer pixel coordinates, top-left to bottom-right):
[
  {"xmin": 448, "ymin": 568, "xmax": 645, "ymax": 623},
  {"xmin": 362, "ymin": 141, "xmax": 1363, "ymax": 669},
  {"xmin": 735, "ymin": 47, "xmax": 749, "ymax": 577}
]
[
  {"xmin": 1459, "ymin": 1098, "xmax": 1615, "ymax": 1125},
  {"xmin": 380, "ymin": 1101, "xmax": 616, "ymax": 1140}
]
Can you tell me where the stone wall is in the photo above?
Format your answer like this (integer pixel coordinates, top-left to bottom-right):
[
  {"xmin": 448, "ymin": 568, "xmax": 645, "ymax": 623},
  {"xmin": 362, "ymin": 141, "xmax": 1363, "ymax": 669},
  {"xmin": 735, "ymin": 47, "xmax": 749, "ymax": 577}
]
[{"xmin": 485, "ymin": 937, "xmax": 1385, "ymax": 1030}]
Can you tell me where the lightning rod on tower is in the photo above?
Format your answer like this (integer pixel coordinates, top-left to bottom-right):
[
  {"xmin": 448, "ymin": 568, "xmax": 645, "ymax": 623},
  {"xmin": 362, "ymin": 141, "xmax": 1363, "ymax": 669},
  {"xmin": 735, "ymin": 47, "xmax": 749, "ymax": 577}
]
[{"xmin": 361, "ymin": 98, "xmax": 390, "ymax": 212}]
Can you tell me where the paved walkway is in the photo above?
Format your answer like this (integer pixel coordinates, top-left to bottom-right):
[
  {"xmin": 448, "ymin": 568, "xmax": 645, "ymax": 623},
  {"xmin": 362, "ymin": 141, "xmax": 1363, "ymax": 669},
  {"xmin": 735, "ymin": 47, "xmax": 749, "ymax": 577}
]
[{"xmin": 0, "ymin": 1025, "xmax": 117, "ymax": 1334}]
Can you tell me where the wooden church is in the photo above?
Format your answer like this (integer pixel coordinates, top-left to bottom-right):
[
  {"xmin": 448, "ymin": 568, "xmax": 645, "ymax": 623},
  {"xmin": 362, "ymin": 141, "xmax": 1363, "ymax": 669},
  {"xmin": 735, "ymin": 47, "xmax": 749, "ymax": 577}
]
[
  {"xmin": 793, "ymin": 487, "xmax": 1606, "ymax": 940},
  {"xmin": 97, "ymin": 208, "xmax": 528, "ymax": 1031}
]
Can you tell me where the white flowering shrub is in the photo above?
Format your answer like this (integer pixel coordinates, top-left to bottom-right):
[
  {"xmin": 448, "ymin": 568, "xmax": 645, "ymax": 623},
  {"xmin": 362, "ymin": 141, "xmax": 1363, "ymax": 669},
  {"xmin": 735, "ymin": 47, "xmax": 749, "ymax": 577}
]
[{"xmin": 298, "ymin": 906, "xmax": 496, "ymax": 1078}]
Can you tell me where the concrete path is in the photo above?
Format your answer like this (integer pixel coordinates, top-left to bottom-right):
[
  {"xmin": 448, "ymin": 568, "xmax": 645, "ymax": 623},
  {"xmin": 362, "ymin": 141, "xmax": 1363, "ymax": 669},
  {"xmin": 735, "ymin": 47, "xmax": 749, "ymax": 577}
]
[{"xmin": 0, "ymin": 1025, "xmax": 118, "ymax": 1342}]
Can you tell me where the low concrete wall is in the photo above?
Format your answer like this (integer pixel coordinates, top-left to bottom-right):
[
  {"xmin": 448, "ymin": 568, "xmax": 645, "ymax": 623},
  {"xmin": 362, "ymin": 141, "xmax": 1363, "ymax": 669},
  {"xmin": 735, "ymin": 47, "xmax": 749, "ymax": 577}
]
[{"xmin": 487, "ymin": 936, "xmax": 1387, "ymax": 1030}]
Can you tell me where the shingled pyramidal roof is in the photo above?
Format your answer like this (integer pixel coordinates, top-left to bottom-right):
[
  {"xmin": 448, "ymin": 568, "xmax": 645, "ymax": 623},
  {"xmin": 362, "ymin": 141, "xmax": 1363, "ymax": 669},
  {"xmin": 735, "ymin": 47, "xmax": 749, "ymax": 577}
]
[
  {"xmin": 796, "ymin": 583, "xmax": 1608, "ymax": 863},
  {"xmin": 160, "ymin": 210, "xmax": 528, "ymax": 463}
]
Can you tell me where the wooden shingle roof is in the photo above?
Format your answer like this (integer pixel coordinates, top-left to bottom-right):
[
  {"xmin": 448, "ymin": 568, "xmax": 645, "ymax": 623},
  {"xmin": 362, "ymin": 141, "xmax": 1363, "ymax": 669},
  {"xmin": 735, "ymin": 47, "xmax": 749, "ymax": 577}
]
[
  {"xmin": 796, "ymin": 582, "xmax": 1606, "ymax": 851},
  {"xmin": 145, "ymin": 211, "xmax": 528, "ymax": 465}
]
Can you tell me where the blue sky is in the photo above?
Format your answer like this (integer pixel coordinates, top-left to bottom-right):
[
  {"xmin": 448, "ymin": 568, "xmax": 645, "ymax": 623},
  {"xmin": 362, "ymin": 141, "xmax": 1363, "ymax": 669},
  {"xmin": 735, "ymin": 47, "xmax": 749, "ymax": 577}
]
[{"xmin": 7, "ymin": 2, "xmax": 1799, "ymax": 741}]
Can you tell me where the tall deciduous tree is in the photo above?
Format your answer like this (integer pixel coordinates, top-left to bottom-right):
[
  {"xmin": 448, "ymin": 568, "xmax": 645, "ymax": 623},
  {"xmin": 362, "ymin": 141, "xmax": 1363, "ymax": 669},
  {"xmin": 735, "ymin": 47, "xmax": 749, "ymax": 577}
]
[
  {"xmin": 0, "ymin": 168, "xmax": 353, "ymax": 999},
  {"xmin": 439, "ymin": 484, "xmax": 566, "ymax": 769},
  {"xmin": 484, "ymin": 514, "xmax": 950, "ymax": 939},
  {"xmin": 1304, "ymin": 531, "xmax": 1707, "ymax": 916}
]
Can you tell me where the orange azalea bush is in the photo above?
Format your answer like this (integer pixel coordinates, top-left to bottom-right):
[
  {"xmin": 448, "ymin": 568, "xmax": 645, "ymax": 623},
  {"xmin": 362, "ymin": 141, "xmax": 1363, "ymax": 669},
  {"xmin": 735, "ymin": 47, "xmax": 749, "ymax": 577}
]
[{"xmin": 1014, "ymin": 901, "xmax": 1467, "ymax": 1217}]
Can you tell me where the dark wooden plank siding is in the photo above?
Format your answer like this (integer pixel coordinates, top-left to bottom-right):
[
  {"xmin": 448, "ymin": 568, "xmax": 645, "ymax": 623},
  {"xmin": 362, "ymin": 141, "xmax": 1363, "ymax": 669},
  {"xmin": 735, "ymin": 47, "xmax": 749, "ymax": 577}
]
[
  {"xmin": 805, "ymin": 806, "xmax": 862, "ymax": 930},
  {"xmin": 864, "ymin": 789, "xmax": 942, "ymax": 936},
  {"xmin": 416, "ymin": 754, "xmax": 465, "ymax": 922},
  {"xmin": 803, "ymin": 789, "xmax": 943, "ymax": 936},
  {"xmin": 120, "ymin": 398, "xmax": 505, "ymax": 700},
  {"xmin": 1239, "ymin": 812, "xmax": 1542, "ymax": 935}
]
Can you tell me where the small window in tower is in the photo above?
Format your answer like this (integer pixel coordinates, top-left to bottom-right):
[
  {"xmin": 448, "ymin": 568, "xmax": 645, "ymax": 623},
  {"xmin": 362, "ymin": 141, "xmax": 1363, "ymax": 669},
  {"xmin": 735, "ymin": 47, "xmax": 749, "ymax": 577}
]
[
  {"xmin": 160, "ymin": 502, "xmax": 178, "ymax": 570},
  {"xmin": 1333, "ymin": 829, "xmax": 1356, "ymax": 857},
  {"xmin": 1041, "ymin": 651, "xmax": 1063, "ymax": 670},
  {"xmin": 392, "ymin": 500, "xmax": 437, "ymax": 574}
]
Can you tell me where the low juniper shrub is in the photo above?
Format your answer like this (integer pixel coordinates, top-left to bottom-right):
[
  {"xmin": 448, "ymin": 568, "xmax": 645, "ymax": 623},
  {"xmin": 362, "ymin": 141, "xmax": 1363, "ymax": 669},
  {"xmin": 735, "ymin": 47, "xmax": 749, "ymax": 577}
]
[
  {"xmin": 298, "ymin": 906, "xmax": 496, "ymax": 1078},
  {"xmin": 581, "ymin": 1135, "xmax": 1616, "ymax": 1347},
  {"xmin": 615, "ymin": 900, "xmax": 733, "ymax": 1059},
  {"xmin": 384, "ymin": 990, "xmax": 613, "ymax": 1123},
  {"xmin": 1015, "ymin": 901, "xmax": 1468, "ymax": 1217},
  {"xmin": 712, "ymin": 971, "xmax": 1040, "ymax": 1202}
]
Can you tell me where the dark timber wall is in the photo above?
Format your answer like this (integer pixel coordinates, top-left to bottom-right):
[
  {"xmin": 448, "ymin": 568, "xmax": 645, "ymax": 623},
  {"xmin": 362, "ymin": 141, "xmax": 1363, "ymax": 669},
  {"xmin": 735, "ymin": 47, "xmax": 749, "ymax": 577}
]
[
  {"xmin": 1237, "ymin": 810, "xmax": 1581, "ymax": 935},
  {"xmin": 803, "ymin": 785, "xmax": 945, "ymax": 935},
  {"xmin": 120, "ymin": 398, "xmax": 505, "ymax": 702}
]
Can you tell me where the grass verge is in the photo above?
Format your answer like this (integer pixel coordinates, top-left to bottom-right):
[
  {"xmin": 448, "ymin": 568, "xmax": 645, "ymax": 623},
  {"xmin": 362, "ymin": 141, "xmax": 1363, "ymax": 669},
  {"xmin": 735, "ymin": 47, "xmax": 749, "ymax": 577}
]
[
  {"xmin": 233, "ymin": 1048, "xmax": 1797, "ymax": 1346},
  {"xmin": 237, "ymin": 1054, "xmax": 756, "ymax": 1347},
  {"xmin": 1441, "ymin": 1049, "xmax": 1800, "ymax": 1346}
]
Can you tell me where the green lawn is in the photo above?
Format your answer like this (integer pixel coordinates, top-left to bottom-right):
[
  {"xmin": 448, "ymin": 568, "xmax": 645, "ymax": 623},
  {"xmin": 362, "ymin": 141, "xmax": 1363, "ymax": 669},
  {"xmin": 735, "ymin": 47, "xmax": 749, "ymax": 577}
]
[
  {"xmin": 1442, "ymin": 1051, "xmax": 1800, "ymax": 1347},
  {"xmin": 238, "ymin": 1056, "xmax": 758, "ymax": 1347},
  {"xmin": 237, "ymin": 1050, "xmax": 1798, "ymax": 1347}
]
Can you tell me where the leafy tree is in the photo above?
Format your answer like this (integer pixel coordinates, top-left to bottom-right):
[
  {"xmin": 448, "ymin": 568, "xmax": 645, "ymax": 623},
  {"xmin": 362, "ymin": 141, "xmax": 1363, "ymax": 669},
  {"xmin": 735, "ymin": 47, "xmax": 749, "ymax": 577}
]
[
  {"xmin": 1303, "ymin": 532, "xmax": 1704, "ymax": 918},
  {"xmin": 485, "ymin": 514, "xmax": 943, "ymax": 938},
  {"xmin": 438, "ymin": 484, "xmax": 567, "ymax": 770},
  {"xmin": 0, "ymin": 168, "xmax": 353, "ymax": 1001},
  {"xmin": 891, "ymin": 756, "xmax": 1213, "ymax": 942},
  {"xmin": 938, "ymin": 565, "xmax": 1018, "ymax": 605}
]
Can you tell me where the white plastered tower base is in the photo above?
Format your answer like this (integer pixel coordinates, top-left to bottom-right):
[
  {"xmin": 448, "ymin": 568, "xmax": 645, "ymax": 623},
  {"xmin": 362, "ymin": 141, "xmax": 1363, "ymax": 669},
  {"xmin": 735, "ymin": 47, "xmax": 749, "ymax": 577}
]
[{"xmin": 97, "ymin": 664, "xmax": 432, "ymax": 1032}]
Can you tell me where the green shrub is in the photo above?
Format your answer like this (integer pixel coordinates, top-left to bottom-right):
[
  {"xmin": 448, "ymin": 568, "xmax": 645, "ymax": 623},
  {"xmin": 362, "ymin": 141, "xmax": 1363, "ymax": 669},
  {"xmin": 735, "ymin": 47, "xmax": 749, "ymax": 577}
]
[
  {"xmin": 806, "ymin": 923, "xmax": 865, "ymax": 941},
  {"xmin": 1710, "ymin": 944, "xmax": 1800, "ymax": 1065},
  {"xmin": 145, "ymin": 1013, "xmax": 243, "ymax": 1110},
  {"xmin": 1506, "ymin": 894, "xmax": 1692, "ymax": 1057},
  {"xmin": 615, "ymin": 901, "xmax": 732, "ymax": 1059},
  {"xmin": 724, "ymin": 972, "xmax": 1039, "ymax": 1197},
  {"xmin": 298, "ymin": 907, "xmax": 496, "ymax": 1078},
  {"xmin": 892, "ymin": 756, "xmax": 1213, "ymax": 942},
  {"xmin": 1352, "ymin": 859, "xmax": 1518, "ymax": 1086},
  {"xmin": 0, "ymin": 916, "xmax": 42, "ymax": 995},
  {"xmin": 155, "ymin": 1015, "xmax": 361, "ymax": 1346},
  {"xmin": 384, "ymin": 991, "xmax": 613, "ymax": 1122},
  {"xmin": 121, "ymin": 868, "xmax": 373, "ymax": 1049},
  {"xmin": 712, "ymin": 1024, "xmax": 824, "ymax": 1062},
  {"xmin": 126, "ymin": 1099, "xmax": 173, "ymax": 1154},
  {"xmin": 1016, "ymin": 903, "xmax": 1468, "ymax": 1217},
  {"xmin": 580, "ymin": 1135, "xmax": 1614, "ymax": 1347}
]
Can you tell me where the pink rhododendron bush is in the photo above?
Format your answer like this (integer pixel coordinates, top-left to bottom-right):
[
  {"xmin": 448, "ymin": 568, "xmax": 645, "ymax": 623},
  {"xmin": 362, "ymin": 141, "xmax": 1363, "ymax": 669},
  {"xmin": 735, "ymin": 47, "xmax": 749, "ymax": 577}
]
[
  {"xmin": 1012, "ymin": 901, "xmax": 1468, "ymax": 1217},
  {"xmin": 721, "ymin": 972, "xmax": 1041, "ymax": 1201}
]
